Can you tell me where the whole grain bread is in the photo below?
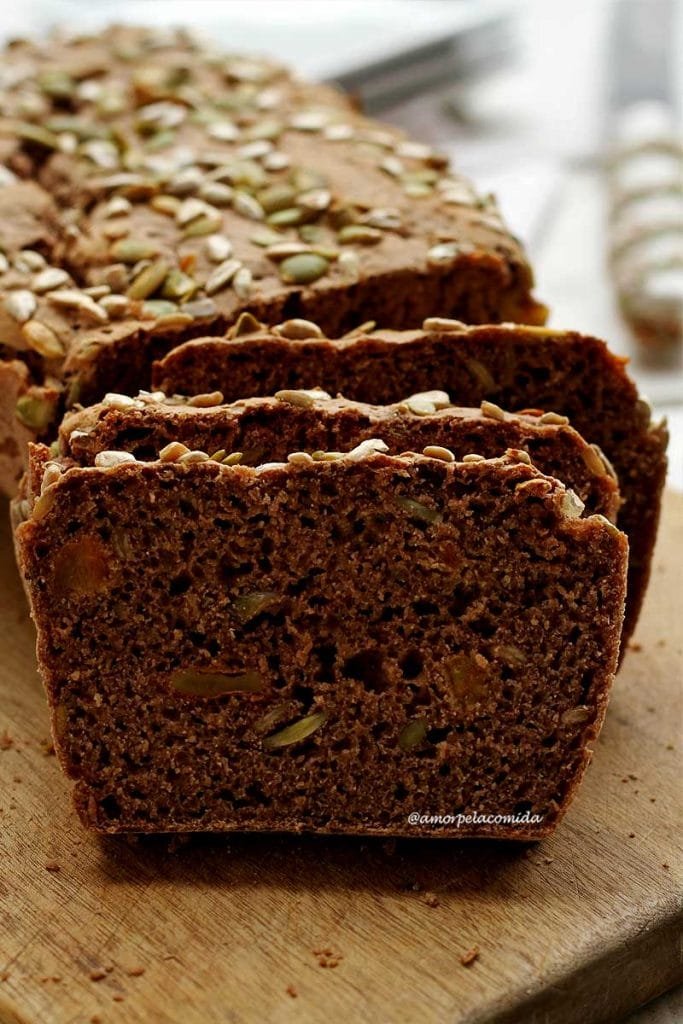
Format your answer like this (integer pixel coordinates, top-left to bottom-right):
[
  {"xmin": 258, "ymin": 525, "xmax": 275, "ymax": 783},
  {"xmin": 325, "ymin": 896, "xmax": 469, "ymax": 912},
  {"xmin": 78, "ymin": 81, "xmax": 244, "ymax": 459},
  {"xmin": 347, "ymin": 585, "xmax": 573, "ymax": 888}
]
[
  {"xmin": 16, "ymin": 443, "xmax": 627, "ymax": 838},
  {"xmin": 57, "ymin": 389, "xmax": 620, "ymax": 524},
  {"xmin": 0, "ymin": 25, "xmax": 545, "ymax": 494},
  {"xmin": 152, "ymin": 319, "xmax": 668, "ymax": 644}
]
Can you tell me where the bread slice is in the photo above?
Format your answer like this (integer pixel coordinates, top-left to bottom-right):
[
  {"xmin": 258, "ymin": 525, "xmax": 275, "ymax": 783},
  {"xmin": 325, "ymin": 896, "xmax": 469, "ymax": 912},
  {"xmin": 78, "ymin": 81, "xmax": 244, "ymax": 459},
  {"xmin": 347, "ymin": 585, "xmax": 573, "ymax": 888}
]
[
  {"xmin": 57, "ymin": 390, "xmax": 620, "ymax": 525},
  {"xmin": 16, "ymin": 441, "xmax": 626, "ymax": 838},
  {"xmin": 153, "ymin": 320, "xmax": 667, "ymax": 643}
]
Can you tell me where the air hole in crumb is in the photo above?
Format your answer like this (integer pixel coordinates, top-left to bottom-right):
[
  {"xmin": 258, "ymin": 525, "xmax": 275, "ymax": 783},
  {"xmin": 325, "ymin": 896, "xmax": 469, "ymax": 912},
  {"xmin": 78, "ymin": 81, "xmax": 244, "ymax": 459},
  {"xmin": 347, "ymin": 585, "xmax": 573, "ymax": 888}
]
[
  {"xmin": 399, "ymin": 649, "xmax": 423, "ymax": 679},
  {"xmin": 412, "ymin": 600, "xmax": 439, "ymax": 617},
  {"xmin": 541, "ymin": 732, "xmax": 557, "ymax": 748},
  {"xmin": 100, "ymin": 795, "xmax": 121, "ymax": 819},
  {"xmin": 394, "ymin": 783, "xmax": 409, "ymax": 801},
  {"xmin": 292, "ymin": 685, "xmax": 315, "ymax": 711},
  {"xmin": 313, "ymin": 643, "xmax": 337, "ymax": 682},
  {"xmin": 343, "ymin": 649, "xmax": 386, "ymax": 692},
  {"xmin": 169, "ymin": 572, "xmax": 191, "ymax": 596},
  {"xmin": 580, "ymin": 670, "xmax": 593, "ymax": 702},
  {"xmin": 513, "ymin": 800, "xmax": 532, "ymax": 815},
  {"xmin": 427, "ymin": 726, "xmax": 450, "ymax": 744}
]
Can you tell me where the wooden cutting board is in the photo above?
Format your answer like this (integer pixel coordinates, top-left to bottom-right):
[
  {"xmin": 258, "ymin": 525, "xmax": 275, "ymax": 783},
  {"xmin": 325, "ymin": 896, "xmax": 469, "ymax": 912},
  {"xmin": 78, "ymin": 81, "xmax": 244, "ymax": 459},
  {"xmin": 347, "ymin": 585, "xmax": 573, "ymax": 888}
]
[{"xmin": 0, "ymin": 493, "xmax": 681, "ymax": 1024}]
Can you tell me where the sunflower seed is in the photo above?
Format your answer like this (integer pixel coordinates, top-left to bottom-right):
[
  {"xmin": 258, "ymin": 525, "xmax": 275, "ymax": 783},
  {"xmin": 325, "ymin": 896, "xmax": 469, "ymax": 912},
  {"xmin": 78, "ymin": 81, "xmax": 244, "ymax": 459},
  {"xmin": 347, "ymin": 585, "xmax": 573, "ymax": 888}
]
[
  {"xmin": 337, "ymin": 249, "xmax": 360, "ymax": 281},
  {"xmin": 127, "ymin": 259, "xmax": 169, "ymax": 300},
  {"xmin": 422, "ymin": 317, "xmax": 466, "ymax": 332},
  {"xmin": 205, "ymin": 234, "xmax": 234, "ymax": 262},
  {"xmin": 345, "ymin": 438, "xmax": 389, "ymax": 460},
  {"xmin": 99, "ymin": 294, "xmax": 131, "ymax": 318},
  {"xmin": 264, "ymin": 241, "xmax": 312, "ymax": 262},
  {"xmin": 21, "ymin": 320, "xmax": 64, "ymax": 359},
  {"xmin": 176, "ymin": 197, "xmax": 212, "ymax": 226},
  {"xmin": 94, "ymin": 450, "xmax": 137, "ymax": 468},
  {"xmin": 15, "ymin": 249, "xmax": 46, "ymax": 272},
  {"xmin": 272, "ymin": 318, "xmax": 324, "ymax": 340},
  {"xmin": 198, "ymin": 181, "xmax": 234, "ymax": 207},
  {"xmin": 539, "ymin": 411, "xmax": 569, "ymax": 425},
  {"xmin": 560, "ymin": 490, "xmax": 585, "ymax": 518},
  {"xmin": 48, "ymin": 290, "xmax": 109, "ymax": 323},
  {"xmin": 104, "ymin": 195, "xmax": 132, "ymax": 217},
  {"xmin": 233, "ymin": 266, "xmax": 253, "ymax": 299},
  {"xmin": 188, "ymin": 391, "xmax": 224, "ymax": 407},
  {"xmin": 102, "ymin": 393, "xmax": 143, "ymax": 411},
  {"xmin": 275, "ymin": 388, "xmax": 331, "ymax": 408},
  {"xmin": 5, "ymin": 290, "xmax": 37, "ymax": 323},
  {"xmin": 233, "ymin": 191, "xmax": 265, "ymax": 221},
  {"xmin": 159, "ymin": 441, "xmax": 190, "ymax": 462},
  {"xmin": 402, "ymin": 390, "xmax": 450, "ymax": 416},
  {"xmin": 204, "ymin": 258, "xmax": 241, "ymax": 295},
  {"xmin": 423, "ymin": 445, "xmax": 455, "ymax": 463},
  {"xmin": 481, "ymin": 400, "xmax": 505, "ymax": 421},
  {"xmin": 427, "ymin": 241, "xmax": 473, "ymax": 266},
  {"xmin": 337, "ymin": 224, "xmax": 382, "ymax": 245}
]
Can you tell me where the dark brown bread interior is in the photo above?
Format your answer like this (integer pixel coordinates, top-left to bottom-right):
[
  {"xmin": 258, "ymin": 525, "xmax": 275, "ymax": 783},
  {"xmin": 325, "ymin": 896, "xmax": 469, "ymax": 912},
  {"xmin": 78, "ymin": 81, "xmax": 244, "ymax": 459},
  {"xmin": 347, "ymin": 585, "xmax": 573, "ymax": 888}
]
[
  {"xmin": 153, "ymin": 324, "xmax": 668, "ymax": 643},
  {"xmin": 59, "ymin": 395, "xmax": 620, "ymax": 524},
  {"xmin": 16, "ymin": 450, "xmax": 627, "ymax": 837}
]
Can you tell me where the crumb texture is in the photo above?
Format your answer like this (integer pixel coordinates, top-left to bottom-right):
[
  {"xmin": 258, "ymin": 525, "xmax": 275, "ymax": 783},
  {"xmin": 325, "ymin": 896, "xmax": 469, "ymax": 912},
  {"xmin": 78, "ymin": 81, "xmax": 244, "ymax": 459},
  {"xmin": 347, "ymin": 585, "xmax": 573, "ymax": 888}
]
[{"xmin": 17, "ymin": 455, "xmax": 627, "ymax": 837}]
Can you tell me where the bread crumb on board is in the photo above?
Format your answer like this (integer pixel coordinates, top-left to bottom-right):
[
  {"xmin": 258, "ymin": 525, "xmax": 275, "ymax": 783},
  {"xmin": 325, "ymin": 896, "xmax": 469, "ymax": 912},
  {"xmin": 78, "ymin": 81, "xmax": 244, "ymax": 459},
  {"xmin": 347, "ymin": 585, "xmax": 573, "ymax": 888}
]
[
  {"xmin": 286, "ymin": 984, "xmax": 298, "ymax": 998},
  {"xmin": 460, "ymin": 946, "xmax": 480, "ymax": 967},
  {"xmin": 313, "ymin": 947, "xmax": 344, "ymax": 969},
  {"xmin": 0, "ymin": 730, "xmax": 13, "ymax": 750},
  {"xmin": 44, "ymin": 860, "xmax": 61, "ymax": 873}
]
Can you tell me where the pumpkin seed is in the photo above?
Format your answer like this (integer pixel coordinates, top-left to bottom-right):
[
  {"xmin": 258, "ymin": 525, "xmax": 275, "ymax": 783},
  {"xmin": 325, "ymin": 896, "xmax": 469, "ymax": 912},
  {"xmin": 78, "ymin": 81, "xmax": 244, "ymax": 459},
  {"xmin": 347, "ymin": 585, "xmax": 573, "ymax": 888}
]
[
  {"xmin": 16, "ymin": 394, "xmax": 55, "ymax": 431},
  {"xmin": 262, "ymin": 711, "xmax": 327, "ymax": 749},
  {"xmin": 234, "ymin": 591, "xmax": 280, "ymax": 621},
  {"xmin": 395, "ymin": 497, "xmax": 442, "ymax": 524},
  {"xmin": 170, "ymin": 669, "xmax": 264, "ymax": 697},
  {"xmin": 398, "ymin": 718, "xmax": 428, "ymax": 751},
  {"xmin": 279, "ymin": 253, "xmax": 329, "ymax": 285},
  {"xmin": 183, "ymin": 212, "xmax": 222, "ymax": 238},
  {"xmin": 229, "ymin": 311, "xmax": 263, "ymax": 337},
  {"xmin": 161, "ymin": 268, "xmax": 197, "ymax": 301},
  {"xmin": 110, "ymin": 238, "xmax": 161, "ymax": 263}
]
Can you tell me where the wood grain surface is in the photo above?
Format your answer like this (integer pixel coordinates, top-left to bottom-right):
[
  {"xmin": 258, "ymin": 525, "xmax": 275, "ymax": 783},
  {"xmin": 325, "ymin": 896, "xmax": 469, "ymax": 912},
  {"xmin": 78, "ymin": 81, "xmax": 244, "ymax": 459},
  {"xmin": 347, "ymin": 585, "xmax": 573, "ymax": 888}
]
[{"xmin": 0, "ymin": 494, "xmax": 681, "ymax": 1024}]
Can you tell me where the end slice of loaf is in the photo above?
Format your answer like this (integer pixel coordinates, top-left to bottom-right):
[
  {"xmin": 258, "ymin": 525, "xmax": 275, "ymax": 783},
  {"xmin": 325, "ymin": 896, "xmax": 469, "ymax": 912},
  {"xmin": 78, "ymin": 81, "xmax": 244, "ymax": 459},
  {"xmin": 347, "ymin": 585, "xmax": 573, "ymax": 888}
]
[{"xmin": 16, "ymin": 442, "xmax": 627, "ymax": 838}]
